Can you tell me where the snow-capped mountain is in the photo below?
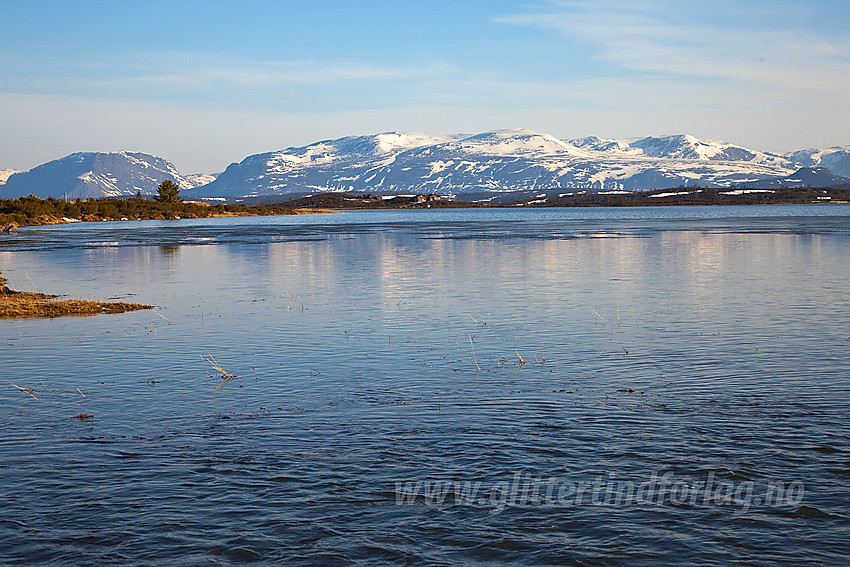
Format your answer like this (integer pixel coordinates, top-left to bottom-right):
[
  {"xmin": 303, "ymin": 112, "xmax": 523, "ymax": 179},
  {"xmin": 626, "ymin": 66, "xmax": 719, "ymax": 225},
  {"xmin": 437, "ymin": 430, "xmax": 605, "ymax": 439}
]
[
  {"xmin": 0, "ymin": 169, "xmax": 21, "ymax": 185},
  {"xmin": 201, "ymin": 132, "xmax": 463, "ymax": 197},
  {"xmin": 4, "ymin": 131, "xmax": 847, "ymax": 201},
  {"xmin": 190, "ymin": 129, "xmax": 832, "ymax": 198},
  {"xmin": 436, "ymin": 129, "xmax": 589, "ymax": 157},
  {"xmin": 182, "ymin": 173, "xmax": 219, "ymax": 189},
  {"xmin": 1, "ymin": 152, "xmax": 198, "ymax": 199},
  {"xmin": 785, "ymin": 146, "xmax": 850, "ymax": 178},
  {"xmin": 569, "ymin": 136, "xmax": 637, "ymax": 154},
  {"xmin": 625, "ymin": 134, "xmax": 787, "ymax": 165}
]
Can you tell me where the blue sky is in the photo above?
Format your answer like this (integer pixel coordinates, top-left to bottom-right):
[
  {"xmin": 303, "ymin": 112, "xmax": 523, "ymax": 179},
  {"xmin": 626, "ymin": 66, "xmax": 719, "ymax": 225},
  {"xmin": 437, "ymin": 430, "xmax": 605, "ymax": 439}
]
[{"xmin": 2, "ymin": 0, "xmax": 848, "ymax": 173}]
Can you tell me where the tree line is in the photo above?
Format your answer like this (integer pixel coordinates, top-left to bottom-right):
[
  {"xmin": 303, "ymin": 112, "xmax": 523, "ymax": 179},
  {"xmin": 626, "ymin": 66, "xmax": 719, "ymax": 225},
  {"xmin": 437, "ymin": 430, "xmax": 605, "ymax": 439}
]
[{"xmin": 0, "ymin": 180, "xmax": 299, "ymax": 227}]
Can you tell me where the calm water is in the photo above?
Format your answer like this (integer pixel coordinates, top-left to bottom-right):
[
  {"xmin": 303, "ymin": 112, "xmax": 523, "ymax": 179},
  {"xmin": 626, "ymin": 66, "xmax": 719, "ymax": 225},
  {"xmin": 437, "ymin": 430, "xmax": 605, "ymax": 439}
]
[{"xmin": 1, "ymin": 206, "xmax": 849, "ymax": 565}]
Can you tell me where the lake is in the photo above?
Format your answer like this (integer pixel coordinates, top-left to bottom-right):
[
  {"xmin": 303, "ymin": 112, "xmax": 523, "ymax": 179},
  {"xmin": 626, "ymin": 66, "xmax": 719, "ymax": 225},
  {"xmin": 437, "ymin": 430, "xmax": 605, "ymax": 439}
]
[{"xmin": 1, "ymin": 205, "xmax": 849, "ymax": 565}]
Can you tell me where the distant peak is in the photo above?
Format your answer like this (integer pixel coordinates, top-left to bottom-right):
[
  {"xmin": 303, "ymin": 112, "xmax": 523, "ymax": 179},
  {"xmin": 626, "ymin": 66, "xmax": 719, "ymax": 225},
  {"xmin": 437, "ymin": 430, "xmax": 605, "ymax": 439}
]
[
  {"xmin": 453, "ymin": 129, "xmax": 585, "ymax": 156},
  {"xmin": 472, "ymin": 128, "xmax": 553, "ymax": 138}
]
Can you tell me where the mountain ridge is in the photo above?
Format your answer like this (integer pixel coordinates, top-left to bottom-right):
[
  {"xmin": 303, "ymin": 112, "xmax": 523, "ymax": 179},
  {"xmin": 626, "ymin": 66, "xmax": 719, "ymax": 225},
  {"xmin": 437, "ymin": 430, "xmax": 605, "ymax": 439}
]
[
  {"xmin": 191, "ymin": 129, "xmax": 849, "ymax": 198},
  {"xmin": 3, "ymin": 130, "xmax": 849, "ymax": 200},
  {"xmin": 1, "ymin": 151, "xmax": 216, "ymax": 199}
]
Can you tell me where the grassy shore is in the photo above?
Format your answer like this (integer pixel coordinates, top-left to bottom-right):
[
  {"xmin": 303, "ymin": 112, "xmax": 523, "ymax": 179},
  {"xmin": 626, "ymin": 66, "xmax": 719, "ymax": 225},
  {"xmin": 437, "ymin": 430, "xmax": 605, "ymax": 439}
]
[
  {"xmin": 0, "ymin": 195, "xmax": 330, "ymax": 229},
  {"xmin": 0, "ymin": 270, "xmax": 153, "ymax": 319},
  {"xmin": 2, "ymin": 188, "xmax": 848, "ymax": 229}
]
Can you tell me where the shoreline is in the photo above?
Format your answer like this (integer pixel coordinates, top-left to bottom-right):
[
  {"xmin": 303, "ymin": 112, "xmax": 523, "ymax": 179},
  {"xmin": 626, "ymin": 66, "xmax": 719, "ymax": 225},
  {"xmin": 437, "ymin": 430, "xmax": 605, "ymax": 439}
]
[
  {"xmin": 2, "ymin": 189, "xmax": 848, "ymax": 231},
  {"xmin": 0, "ymin": 270, "xmax": 153, "ymax": 319},
  {"xmin": 1, "ymin": 207, "xmax": 337, "ymax": 229}
]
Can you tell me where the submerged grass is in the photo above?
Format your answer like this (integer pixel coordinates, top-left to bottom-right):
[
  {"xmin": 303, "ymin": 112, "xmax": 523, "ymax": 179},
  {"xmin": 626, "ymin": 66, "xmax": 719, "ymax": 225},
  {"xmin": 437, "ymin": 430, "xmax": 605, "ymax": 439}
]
[{"xmin": 203, "ymin": 353, "xmax": 237, "ymax": 391}]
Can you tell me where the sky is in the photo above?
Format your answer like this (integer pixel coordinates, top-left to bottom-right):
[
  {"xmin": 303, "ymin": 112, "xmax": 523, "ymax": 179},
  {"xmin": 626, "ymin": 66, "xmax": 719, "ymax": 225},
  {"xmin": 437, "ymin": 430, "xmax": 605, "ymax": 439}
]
[{"xmin": 2, "ymin": 0, "xmax": 849, "ymax": 174}]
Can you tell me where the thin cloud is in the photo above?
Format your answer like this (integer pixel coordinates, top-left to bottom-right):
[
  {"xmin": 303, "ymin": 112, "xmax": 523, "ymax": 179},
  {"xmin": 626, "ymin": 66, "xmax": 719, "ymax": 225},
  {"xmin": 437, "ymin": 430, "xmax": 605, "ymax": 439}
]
[
  {"xmin": 124, "ymin": 57, "xmax": 453, "ymax": 88},
  {"xmin": 0, "ymin": 52, "xmax": 455, "ymax": 94},
  {"xmin": 495, "ymin": 1, "xmax": 850, "ymax": 93}
]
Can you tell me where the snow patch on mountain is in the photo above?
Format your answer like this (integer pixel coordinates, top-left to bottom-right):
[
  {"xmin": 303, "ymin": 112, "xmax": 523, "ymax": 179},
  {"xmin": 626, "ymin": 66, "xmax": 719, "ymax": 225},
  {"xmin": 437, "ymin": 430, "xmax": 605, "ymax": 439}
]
[
  {"xmin": 265, "ymin": 132, "xmax": 461, "ymax": 169},
  {"xmin": 569, "ymin": 136, "xmax": 638, "ymax": 154},
  {"xmin": 182, "ymin": 173, "xmax": 218, "ymax": 189},
  {"xmin": 626, "ymin": 134, "xmax": 785, "ymax": 165},
  {"xmin": 0, "ymin": 169, "xmax": 22, "ymax": 185},
  {"xmin": 746, "ymin": 167, "xmax": 850, "ymax": 189},
  {"xmin": 438, "ymin": 129, "xmax": 588, "ymax": 157}
]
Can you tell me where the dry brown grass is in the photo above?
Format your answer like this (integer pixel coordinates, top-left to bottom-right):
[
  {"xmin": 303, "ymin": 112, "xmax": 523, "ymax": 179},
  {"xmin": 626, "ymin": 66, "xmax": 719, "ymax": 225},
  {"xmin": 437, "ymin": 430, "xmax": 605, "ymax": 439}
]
[
  {"xmin": 0, "ymin": 271, "xmax": 152, "ymax": 319},
  {"xmin": 205, "ymin": 208, "xmax": 337, "ymax": 218}
]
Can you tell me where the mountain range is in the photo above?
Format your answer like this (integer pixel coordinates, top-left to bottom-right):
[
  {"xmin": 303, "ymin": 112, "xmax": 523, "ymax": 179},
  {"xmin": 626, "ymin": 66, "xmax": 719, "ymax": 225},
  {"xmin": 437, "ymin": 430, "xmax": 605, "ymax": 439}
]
[{"xmin": 2, "ymin": 130, "xmax": 849, "ymax": 200}]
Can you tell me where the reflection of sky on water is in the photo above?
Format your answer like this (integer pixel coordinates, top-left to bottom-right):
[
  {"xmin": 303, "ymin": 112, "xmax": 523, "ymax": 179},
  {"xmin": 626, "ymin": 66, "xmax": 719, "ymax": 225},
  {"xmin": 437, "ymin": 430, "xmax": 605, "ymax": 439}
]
[
  {"xmin": 1, "ymin": 208, "xmax": 849, "ymax": 565},
  {"xmin": 2, "ymin": 212, "xmax": 846, "ymax": 364}
]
